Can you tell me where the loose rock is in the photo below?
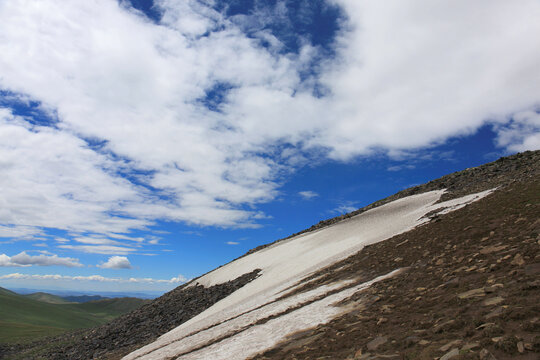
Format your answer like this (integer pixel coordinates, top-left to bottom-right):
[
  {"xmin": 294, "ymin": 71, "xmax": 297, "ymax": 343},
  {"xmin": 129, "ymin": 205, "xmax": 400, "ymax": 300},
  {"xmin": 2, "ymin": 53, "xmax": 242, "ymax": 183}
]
[
  {"xmin": 440, "ymin": 348, "xmax": 460, "ymax": 360},
  {"xmin": 511, "ymin": 253, "xmax": 525, "ymax": 266},
  {"xmin": 458, "ymin": 288, "xmax": 485, "ymax": 299},
  {"xmin": 367, "ymin": 336, "xmax": 388, "ymax": 351},
  {"xmin": 482, "ymin": 297, "xmax": 504, "ymax": 306},
  {"xmin": 440, "ymin": 340, "xmax": 462, "ymax": 352}
]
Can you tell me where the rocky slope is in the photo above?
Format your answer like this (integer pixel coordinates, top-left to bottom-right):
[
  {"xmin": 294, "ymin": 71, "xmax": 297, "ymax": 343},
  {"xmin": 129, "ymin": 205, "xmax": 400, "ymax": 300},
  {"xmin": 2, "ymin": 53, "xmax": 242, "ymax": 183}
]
[
  {"xmin": 249, "ymin": 150, "xmax": 539, "ymax": 254},
  {"xmin": 2, "ymin": 150, "xmax": 538, "ymax": 360},
  {"xmin": 251, "ymin": 166, "xmax": 539, "ymax": 360},
  {"xmin": 0, "ymin": 270, "xmax": 260, "ymax": 359}
]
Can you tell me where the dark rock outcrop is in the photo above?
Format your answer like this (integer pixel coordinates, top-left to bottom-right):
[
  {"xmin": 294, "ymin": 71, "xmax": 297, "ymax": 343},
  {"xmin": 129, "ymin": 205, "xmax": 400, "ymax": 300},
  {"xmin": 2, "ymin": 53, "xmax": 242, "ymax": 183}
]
[{"xmin": 4, "ymin": 269, "xmax": 260, "ymax": 360}]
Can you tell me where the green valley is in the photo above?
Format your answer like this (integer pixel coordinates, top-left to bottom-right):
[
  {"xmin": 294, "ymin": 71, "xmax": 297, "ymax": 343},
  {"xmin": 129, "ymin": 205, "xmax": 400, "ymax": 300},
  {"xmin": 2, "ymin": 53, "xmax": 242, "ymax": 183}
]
[{"xmin": 0, "ymin": 287, "xmax": 148, "ymax": 343}]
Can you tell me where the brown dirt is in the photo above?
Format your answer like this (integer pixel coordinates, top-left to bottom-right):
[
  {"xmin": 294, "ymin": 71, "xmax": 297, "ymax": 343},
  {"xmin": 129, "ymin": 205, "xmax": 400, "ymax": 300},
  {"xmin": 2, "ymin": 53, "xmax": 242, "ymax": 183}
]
[
  {"xmin": 250, "ymin": 173, "xmax": 540, "ymax": 360},
  {"xmin": 246, "ymin": 150, "xmax": 539, "ymax": 257}
]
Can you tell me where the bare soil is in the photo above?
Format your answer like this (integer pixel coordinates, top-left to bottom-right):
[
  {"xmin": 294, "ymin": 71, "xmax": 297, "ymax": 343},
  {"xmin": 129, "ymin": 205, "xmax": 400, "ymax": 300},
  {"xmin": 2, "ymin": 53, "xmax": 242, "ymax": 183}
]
[{"xmin": 250, "ymin": 173, "xmax": 540, "ymax": 360}]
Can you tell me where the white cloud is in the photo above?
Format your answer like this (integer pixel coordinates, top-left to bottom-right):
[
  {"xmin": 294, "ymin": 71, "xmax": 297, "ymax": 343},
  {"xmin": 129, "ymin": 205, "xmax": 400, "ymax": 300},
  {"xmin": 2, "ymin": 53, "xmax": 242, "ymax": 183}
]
[
  {"xmin": 0, "ymin": 109, "xmax": 151, "ymax": 236},
  {"xmin": 0, "ymin": 254, "xmax": 18, "ymax": 267},
  {"xmin": 330, "ymin": 201, "xmax": 358, "ymax": 215},
  {"xmin": 0, "ymin": 251, "xmax": 82, "ymax": 267},
  {"xmin": 0, "ymin": 272, "xmax": 186, "ymax": 284},
  {"xmin": 226, "ymin": 241, "xmax": 239, "ymax": 245},
  {"xmin": 0, "ymin": 225, "xmax": 44, "ymax": 239},
  {"xmin": 298, "ymin": 191, "xmax": 319, "ymax": 200},
  {"xmin": 167, "ymin": 274, "xmax": 188, "ymax": 283},
  {"xmin": 495, "ymin": 110, "xmax": 540, "ymax": 152},
  {"xmin": 59, "ymin": 244, "xmax": 137, "ymax": 255},
  {"xmin": 73, "ymin": 236, "xmax": 127, "ymax": 246},
  {"xmin": 0, "ymin": 0, "xmax": 538, "ymax": 245},
  {"xmin": 308, "ymin": 0, "xmax": 540, "ymax": 159},
  {"xmin": 108, "ymin": 234, "xmax": 145, "ymax": 243},
  {"xmin": 98, "ymin": 256, "xmax": 133, "ymax": 269},
  {"xmin": 387, "ymin": 164, "xmax": 416, "ymax": 172}
]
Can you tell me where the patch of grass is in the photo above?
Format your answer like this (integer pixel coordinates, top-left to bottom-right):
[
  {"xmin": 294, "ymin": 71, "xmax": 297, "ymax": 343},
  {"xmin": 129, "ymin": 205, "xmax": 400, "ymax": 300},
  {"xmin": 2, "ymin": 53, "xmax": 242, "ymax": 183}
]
[
  {"xmin": 0, "ymin": 321, "xmax": 65, "ymax": 344},
  {"xmin": 0, "ymin": 290, "xmax": 147, "ymax": 344},
  {"xmin": 24, "ymin": 292, "xmax": 73, "ymax": 304}
]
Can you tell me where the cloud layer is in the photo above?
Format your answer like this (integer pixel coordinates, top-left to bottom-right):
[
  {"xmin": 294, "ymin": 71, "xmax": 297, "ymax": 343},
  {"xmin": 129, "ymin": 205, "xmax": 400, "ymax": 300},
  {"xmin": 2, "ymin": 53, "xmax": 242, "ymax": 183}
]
[
  {"xmin": 98, "ymin": 256, "xmax": 133, "ymax": 269},
  {"xmin": 0, "ymin": 272, "xmax": 186, "ymax": 284},
  {"xmin": 0, "ymin": 0, "xmax": 539, "ymax": 244},
  {"xmin": 0, "ymin": 251, "xmax": 82, "ymax": 267},
  {"xmin": 299, "ymin": 191, "xmax": 319, "ymax": 200}
]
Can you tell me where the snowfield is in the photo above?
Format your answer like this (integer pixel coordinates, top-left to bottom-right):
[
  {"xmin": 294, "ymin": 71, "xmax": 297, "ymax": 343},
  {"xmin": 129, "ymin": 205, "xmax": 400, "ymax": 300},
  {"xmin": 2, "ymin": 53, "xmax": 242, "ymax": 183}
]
[{"xmin": 124, "ymin": 189, "xmax": 493, "ymax": 360}]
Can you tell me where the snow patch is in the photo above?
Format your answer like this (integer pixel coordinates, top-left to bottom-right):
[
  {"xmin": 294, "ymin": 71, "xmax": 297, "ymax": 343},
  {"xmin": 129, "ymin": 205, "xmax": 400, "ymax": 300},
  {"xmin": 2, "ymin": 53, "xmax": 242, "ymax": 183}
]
[{"xmin": 124, "ymin": 189, "xmax": 493, "ymax": 360}]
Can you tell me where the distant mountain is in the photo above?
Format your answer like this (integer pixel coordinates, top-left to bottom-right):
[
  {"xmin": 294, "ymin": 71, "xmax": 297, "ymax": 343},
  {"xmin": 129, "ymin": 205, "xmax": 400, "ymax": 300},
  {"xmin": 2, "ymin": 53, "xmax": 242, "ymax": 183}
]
[
  {"xmin": 0, "ymin": 286, "xmax": 17, "ymax": 296},
  {"xmin": 62, "ymin": 295, "xmax": 108, "ymax": 303},
  {"xmin": 5, "ymin": 150, "xmax": 539, "ymax": 360},
  {"xmin": 0, "ymin": 288, "xmax": 148, "ymax": 344},
  {"xmin": 24, "ymin": 292, "xmax": 73, "ymax": 304},
  {"xmin": 4, "ymin": 288, "xmax": 162, "ymax": 299}
]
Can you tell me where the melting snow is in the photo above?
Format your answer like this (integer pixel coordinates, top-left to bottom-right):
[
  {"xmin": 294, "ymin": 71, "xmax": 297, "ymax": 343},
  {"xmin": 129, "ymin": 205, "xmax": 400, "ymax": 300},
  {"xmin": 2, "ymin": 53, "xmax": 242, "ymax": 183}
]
[{"xmin": 124, "ymin": 189, "xmax": 493, "ymax": 360}]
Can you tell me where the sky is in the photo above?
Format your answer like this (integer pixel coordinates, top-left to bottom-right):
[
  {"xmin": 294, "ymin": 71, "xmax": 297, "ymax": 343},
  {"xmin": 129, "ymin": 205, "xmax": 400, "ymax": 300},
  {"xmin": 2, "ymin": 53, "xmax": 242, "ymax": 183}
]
[{"xmin": 0, "ymin": 0, "xmax": 539, "ymax": 294}]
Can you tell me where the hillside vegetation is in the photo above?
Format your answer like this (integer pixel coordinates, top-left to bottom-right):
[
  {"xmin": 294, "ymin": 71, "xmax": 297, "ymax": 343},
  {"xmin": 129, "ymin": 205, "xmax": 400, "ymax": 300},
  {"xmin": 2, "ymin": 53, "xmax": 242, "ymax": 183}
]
[
  {"xmin": 62, "ymin": 295, "xmax": 108, "ymax": 303},
  {"xmin": 0, "ymin": 288, "xmax": 148, "ymax": 344},
  {"xmin": 23, "ymin": 292, "xmax": 73, "ymax": 304}
]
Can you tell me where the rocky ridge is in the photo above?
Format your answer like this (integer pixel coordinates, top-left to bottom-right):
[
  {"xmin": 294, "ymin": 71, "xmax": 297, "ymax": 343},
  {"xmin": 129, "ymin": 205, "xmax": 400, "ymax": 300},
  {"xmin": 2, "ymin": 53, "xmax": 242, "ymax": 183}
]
[
  {"xmin": 1, "ymin": 270, "xmax": 260, "ymax": 360},
  {"xmin": 2, "ymin": 150, "xmax": 538, "ymax": 360},
  {"xmin": 246, "ymin": 151, "xmax": 539, "ymax": 256},
  {"xmin": 250, "ymin": 161, "xmax": 539, "ymax": 359}
]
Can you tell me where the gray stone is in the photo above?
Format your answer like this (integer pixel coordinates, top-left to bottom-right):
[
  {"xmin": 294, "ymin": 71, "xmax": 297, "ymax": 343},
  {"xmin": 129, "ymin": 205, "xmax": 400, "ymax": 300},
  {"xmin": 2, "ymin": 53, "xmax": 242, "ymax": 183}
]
[
  {"xmin": 440, "ymin": 348, "xmax": 460, "ymax": 360},
  {"xmin": 458, "ymin": 288, "xmax": 485, "ymax": 299},
  {"xmin": 367, "ymin": 336, "xmax": 388, "ymax": 351},
  {"xmin": 511, "ymin": 253, "xmax": 525, "ymax": 266},
  {"xmin": 482, "ymin": 296, "xmax": 504, "ymax": 306},
  {"xmin": 486, "ymin": 306, "xmax": 505, "ymax": 319},
  {"xmin": 462, "ymin": 342, "xmax": 480, "ymax": 351},
  {"xmin": 479, "ymin": 348, "xmax": 497, "ymax": 360},
  {"xmin": 440, "ymin": 340, "xmax": 462, "ymax": 352}
]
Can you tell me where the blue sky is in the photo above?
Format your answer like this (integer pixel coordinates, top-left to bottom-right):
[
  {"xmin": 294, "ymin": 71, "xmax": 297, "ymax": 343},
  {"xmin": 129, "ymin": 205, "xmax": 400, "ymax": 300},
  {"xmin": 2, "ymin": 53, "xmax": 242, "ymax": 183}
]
[{"xmin": 0, "ymin": 0, "xmax": 539, "ymax": 294}]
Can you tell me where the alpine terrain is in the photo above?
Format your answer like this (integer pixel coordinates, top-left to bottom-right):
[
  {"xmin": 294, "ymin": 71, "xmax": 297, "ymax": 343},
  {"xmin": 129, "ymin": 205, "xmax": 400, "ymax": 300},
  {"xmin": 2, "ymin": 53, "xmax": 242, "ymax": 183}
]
[{"xmin": 3, "ymin": 150, "xmax": 539, "ymax": 360}]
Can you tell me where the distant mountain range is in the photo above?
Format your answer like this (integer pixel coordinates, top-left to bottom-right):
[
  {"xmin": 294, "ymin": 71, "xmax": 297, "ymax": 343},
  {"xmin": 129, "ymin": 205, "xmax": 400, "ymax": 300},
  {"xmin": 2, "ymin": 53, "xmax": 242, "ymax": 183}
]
[
  {"xmin": 23, "ymin": 292, "xmax": 73, "ymax": 304},
  {"xmin": 0, "ymin": 287, "xmax": 149, "ymax": 344},
  {"xmin": 6, "ymin": 287, "xmax": 162, "ymax": 299},
  {"xmin": 61, "ymin": 295, "xmax": 108, "ymax": 303},
  {"xmin": 3, "ymin": 150, "xmax": 539, "ymax": 360}
]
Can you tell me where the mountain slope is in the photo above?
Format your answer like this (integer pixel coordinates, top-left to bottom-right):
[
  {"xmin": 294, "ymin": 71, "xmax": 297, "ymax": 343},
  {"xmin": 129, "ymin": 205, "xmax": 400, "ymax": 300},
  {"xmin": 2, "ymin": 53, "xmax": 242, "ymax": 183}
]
[
  {"xmin": 77, "ymin": 298, "xmax": 151, "ymax": 316},
  {"xmin": 62, "ymin": 295, "xmax": 108, "ymax": 303},
  {"xmin": 14, "ymin": 270, "xmax": 262, "ymax": 359},
  {"xmin": 0, "ymin": 286, "xmax": 17, "ymax": 296},
  {"xmin": 251, "ymin": 171, "xmax": 539, "ymax": 360},
  {"xmin": 0, "ymin": 290, "xmax": 148, "ymax": 344},
  {"xmin": 23, "ymin": 292, "xmax": 73, "ymax": 304},
  {"xmin": 0, "ymin": 291, "xmax": 107, "ymax": 330},
  {"xmin": 125, "ymin": 191, "xmax": 494, "ymax": 359},
  {"xmin": 123, "ymin": 152, "xmax": 538, "ymax": 360},
  {"xmin": 3, "ymin": 150, "xmax": 539, "ymax": 360}
]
